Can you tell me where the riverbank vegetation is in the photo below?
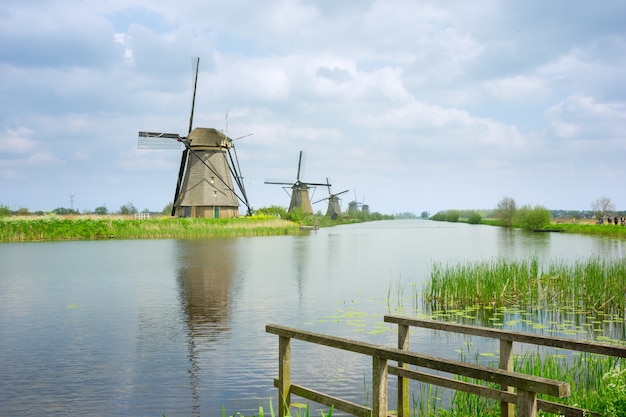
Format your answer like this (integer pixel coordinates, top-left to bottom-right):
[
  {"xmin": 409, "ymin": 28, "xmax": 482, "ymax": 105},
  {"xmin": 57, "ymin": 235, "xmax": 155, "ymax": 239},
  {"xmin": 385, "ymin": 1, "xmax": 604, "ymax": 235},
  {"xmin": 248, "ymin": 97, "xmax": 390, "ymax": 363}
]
[
  {"xmin": 0, "ymin": 215, "xmax": 301, "ymax": 242},
  {"xmin": 416, "ymin": 256, "xmax": 626, "ymax": 416},
  {"xmin": 0, "ymin": 205, "xmax": 395, "ymax": 242},
  {"xmin": 424, "ymin": 256, "xmax": 626, "ymax": 312},
  {"xmin": 430, "ymin": 194, "xmax": 626, "ymax": 237}
]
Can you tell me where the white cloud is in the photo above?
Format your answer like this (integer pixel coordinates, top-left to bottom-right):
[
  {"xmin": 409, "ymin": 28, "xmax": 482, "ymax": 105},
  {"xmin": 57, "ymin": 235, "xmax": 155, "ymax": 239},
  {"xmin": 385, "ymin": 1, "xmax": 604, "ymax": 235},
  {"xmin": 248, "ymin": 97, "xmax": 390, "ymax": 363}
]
[{"xmin": 1, "ymin": 0, "xmax": 626, "ymax": 212}]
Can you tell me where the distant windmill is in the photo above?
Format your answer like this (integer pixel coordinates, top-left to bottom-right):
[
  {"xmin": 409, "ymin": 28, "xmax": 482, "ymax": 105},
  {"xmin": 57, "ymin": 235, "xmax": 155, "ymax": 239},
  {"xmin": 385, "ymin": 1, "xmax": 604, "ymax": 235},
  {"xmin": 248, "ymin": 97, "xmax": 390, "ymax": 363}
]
[
  {"xmin": 347, "ymin": 190, "xmax": 364, "ymax": 214},
  {"xmin": 137, "ymin": 57, "xmax": 252, "ymax": 218},
  {"xmin": 265, "ymin": 151, "xmax": 328, "ymax": 214},
  {"xmin": 313, "ymin": 178, "xmax": 349, "ymax": 220},
  {"xmin": 361, "ymin": 195, "xmax": 370, "ymax": 215}
]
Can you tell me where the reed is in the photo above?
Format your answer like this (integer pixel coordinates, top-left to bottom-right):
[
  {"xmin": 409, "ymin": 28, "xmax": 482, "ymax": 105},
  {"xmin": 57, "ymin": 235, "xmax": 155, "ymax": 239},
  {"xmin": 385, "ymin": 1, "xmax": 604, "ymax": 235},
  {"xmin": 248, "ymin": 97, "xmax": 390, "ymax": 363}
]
[
  {"xmin": 220, "ymin": 398, "xmax": 333, "ymax": 417},
  {"xmin": 547, "ymin": 223, "xmax": 626, "ymax": 237},
  {"xmin": 0, "ymin": 215, "xmax": 301, "ymax": 242},
  {"xmin": 423, "ymin": 256, "xmax": 626, "ymax": 313}
]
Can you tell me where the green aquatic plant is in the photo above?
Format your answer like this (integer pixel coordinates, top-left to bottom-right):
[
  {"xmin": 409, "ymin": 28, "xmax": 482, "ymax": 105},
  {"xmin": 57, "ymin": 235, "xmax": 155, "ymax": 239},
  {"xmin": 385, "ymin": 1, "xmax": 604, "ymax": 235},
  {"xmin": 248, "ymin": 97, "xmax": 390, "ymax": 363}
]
[
  {"xmin": 424, "ymin": 256, "xmax": 626, "ymax": 314},
  {"xmin": 218, "ymin": 398, "xmax": 333, "ymax": 417}
]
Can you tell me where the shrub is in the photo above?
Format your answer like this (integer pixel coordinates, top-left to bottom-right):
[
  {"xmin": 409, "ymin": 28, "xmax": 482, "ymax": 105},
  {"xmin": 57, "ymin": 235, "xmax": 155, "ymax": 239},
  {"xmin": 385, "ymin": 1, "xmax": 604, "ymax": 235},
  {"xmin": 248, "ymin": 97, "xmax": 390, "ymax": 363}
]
[
  {"xmin": 0, "ymin": 204, "xmax": 10, "ymax": 217},
  {"xmin": 446, "ymin": 210, "xmax": 460, "ymax": 222},
  {"xmin": 467, "ymin": 212, "xmax": 482, "ymax": 224},
  {"xmin": 516, "ymin": 205, "xmax": 551, "ymax": 230}
]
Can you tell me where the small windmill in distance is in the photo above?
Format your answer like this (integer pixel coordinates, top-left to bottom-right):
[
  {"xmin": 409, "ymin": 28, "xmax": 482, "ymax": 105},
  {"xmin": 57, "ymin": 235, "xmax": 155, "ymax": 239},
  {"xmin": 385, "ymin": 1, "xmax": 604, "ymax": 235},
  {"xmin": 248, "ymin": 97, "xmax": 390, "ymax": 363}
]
[
  {"xmin": 137, "ymin": 57, "xmax": 253, "ymax": 217},
  {"xmin": 313, "ymin": 178, "xmax": 349, "ymax": 220},
  {"xmin": 347, "ymin": 190, "xmax": 364, "ymax": 214},
  {"xmin": 265, "ymin": 151, "xmax": 328, "ymax": 214}
]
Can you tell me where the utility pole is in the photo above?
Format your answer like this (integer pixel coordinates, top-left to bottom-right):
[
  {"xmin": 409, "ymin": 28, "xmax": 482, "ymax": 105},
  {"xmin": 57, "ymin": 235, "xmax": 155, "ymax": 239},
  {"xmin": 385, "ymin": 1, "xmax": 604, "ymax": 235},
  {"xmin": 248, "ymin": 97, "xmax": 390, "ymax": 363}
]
[{"xmin": 69, "ymin": 195, "xmax": 75, "ymax": 211}]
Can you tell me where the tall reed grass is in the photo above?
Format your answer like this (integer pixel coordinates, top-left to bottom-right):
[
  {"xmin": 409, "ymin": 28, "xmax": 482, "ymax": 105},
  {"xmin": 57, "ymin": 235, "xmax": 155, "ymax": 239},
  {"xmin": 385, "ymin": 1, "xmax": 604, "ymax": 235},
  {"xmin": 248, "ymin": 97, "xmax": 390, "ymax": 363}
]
[
  {"xmin": 0, "ymin": 215, "xmax": 301, "ymax": 242},
  {"xmin": 424, "ymin": 256, "xmax": 626, "ymax": 314},
  {"xmin": 439, "ymin": 341, "xmax": 624, "ymax": 416}
]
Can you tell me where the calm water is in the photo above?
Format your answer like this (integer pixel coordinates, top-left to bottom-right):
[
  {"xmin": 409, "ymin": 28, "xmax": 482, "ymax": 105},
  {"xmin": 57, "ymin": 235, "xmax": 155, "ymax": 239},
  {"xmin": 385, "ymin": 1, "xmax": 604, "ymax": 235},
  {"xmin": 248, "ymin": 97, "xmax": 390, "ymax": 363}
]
[{"xmin": 1, "ymin": 220, "xmax": 624, "ymax": 416}]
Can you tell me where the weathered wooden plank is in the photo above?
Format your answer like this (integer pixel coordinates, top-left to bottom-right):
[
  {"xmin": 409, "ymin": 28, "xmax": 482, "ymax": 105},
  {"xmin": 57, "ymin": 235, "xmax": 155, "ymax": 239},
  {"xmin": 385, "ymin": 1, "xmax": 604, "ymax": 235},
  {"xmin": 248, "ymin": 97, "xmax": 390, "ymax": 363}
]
[
  {"xmin": 273, "ymin": 380, "xmax": 372, "ymax": 417},
  {"xmin": 372, "ymin": 356, "xmax": 388, "ymax": 417},
  {"xmin": 384, "ymin": 315, "xmax": 626, "ymax": 357},
  {"xmin": 278, "ymin": 335, "xmax": 291, "ymax": 417},
  {"xmin": 388, "ymin": 366, "xmax": 585, "ymax": 417},
  {"xmin": 500, "ymin": 339, "xmax": 515, "ymax": 417},
  {"xmin": 396, "ymin": 323, "xmax": 410, "ymax": 417},
  {"xmin": 266, "ymin": 324, "xmax": 570, "ymax": 397},
  {"xmin": 517, "ymin": 389, "xmax": 538, "ymax": 417},
  {"xmin": 389, "ymin": 365, "xmax": 516, "ymax": 403}
]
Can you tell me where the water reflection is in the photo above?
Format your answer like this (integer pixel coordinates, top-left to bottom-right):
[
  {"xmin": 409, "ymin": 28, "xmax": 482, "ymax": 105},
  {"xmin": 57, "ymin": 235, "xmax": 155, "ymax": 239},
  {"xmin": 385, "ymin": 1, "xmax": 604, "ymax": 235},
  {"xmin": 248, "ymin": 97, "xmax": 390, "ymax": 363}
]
[
  {"xmin": 175, "ymin": 238, "xmax": 239, "ymax": 416},
  {"xmin": 496, "ymin": 227, "xmax": 551, "ymax": 260},
  {"xmin": 176, "ymin": 238, "xmax": 237, "ymax": 334}
]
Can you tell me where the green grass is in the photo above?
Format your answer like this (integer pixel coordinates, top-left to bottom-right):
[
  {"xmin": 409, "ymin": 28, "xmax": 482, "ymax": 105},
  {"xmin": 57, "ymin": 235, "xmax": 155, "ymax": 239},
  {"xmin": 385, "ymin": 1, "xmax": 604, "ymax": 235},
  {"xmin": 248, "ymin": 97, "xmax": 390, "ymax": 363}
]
[
  {"xmin": 423, "ymin": 256, "xmax": 626, "ymax": 313},
  {"xmin": 545, "ymin": 222, "xmax": 626, "ymax": 237},
  {"xmin": 0, "ymin": 215, "xmax": 302, "ymax": 241},
  {"xmin": 219, "ymin": 398, "xmax": 333, "ymax": 417}
]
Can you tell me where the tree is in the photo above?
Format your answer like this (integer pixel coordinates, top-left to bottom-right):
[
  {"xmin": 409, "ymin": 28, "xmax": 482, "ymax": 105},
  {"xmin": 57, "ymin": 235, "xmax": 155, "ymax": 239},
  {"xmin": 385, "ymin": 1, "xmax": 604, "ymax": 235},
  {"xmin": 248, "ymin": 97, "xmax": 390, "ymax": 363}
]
[
  {"xmin": 591, "ymin": 196, "xmax": 616, "ymax": 219},
  {"xmin": 468, "ymin": 212, "xmax": 482, "ymax": 224},
  {"xmin": 119, "ymin": 202, "xmax": 138, "ymax": 215},
  {"xmin": 52, "ymin": 207, "xmax": 79, "ymax": 215},
  {"xmin": 162, "ymin": 201, "xmax": 173, "ymax": 216},
  {"xmin": 495, "ymin": 196, "xmax": 517, "ymax": 227},
  {"xmin": 94, "ymin": 205, "xmax": 108, "ymax": 215},
  {"xmin": 0, "ymin": 204, "xmax": 10, "ymax": 217},
  {"xmin": 516, "ymin": 205, "xmax": 552, "ymax": 230},
  {"xmin": 420, "ymin": 211, "xmax": 430, "ymax": 219}
]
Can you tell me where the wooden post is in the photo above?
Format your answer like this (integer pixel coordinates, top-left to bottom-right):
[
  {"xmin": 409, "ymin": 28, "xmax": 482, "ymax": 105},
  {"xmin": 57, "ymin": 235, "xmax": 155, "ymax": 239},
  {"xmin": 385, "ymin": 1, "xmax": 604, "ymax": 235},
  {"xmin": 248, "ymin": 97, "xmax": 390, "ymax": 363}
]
[
  {"xmin": 278, "ymin": 335, "xmax": 291, "ymax": 417},
  {"xmin": 499, "ymin": 339, "xmax": 515, "ymax": 417},
  {"xmin": 372, "ymin": 356, "xmax": 388, "ymax": 417},
  {"xmin": 397, "ymin": 323, "xmax": 410, "ymax": 417},
  {"xmin": 517, "ymin": 389, "xmax": 538, "ymax": 417}
]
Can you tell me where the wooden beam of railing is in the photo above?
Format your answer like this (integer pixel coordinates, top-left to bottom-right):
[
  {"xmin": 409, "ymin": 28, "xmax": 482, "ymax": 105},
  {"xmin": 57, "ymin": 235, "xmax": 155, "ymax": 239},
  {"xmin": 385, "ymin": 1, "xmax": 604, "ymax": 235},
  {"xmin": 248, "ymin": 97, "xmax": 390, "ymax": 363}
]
[
  {"xmin": 266, "ymin": 323, "xmax": 570, "ymax": 398},
  {"xmin": 273, "ymin": 380, "xmax": 371, "ymax": 417},
  {"xmin": 388, "ymin": 366, "xmax": 585, "ymax": 417},
  {"xmin": 384, "ymin": 315, "xmax": 626, "ymax": 357},
  {"xmin": 384, "ymin": 314, "xmax": 618, "ymax": 417}
]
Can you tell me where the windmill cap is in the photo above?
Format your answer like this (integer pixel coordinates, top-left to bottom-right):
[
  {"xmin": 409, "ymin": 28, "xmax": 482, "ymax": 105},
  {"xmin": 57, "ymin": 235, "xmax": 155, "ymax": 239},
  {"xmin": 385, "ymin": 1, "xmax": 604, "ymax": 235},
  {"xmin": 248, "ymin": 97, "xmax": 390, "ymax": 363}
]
[{"xmin": 188, "ymin": 127, "xmax": 232, "ymax": 148}]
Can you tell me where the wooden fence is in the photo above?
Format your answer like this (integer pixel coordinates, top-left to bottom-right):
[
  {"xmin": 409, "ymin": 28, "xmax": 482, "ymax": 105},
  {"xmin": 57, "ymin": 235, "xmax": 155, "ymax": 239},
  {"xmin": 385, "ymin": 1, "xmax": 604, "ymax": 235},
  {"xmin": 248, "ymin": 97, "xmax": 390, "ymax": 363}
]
[
  {"xmin": 266, "ymin": 322, "xmax": 572, "ymax": 417},
  {"xmin": 385, "ymin": 314, "xmax": 626, "ymax": 417}
]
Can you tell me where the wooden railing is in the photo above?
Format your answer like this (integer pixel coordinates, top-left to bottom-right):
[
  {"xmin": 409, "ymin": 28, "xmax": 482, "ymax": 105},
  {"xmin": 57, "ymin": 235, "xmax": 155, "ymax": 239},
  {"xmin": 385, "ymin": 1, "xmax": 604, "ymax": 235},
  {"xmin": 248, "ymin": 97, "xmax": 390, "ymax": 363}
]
[
  {"xmin": 384, "ymin": 314, "xmax": 626, "ymax": 417},
  {"xmin": 266, "ymin": 323, "xmax": 571, "ymax": 417}
]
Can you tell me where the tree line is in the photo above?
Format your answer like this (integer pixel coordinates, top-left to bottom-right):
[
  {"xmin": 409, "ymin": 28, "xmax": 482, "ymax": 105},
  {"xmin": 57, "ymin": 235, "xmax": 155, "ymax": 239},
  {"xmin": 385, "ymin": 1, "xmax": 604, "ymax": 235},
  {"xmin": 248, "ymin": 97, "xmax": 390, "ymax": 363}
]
[{"xmin": 429, "ymin": 195, "xmax": 621, "ymax": 230}]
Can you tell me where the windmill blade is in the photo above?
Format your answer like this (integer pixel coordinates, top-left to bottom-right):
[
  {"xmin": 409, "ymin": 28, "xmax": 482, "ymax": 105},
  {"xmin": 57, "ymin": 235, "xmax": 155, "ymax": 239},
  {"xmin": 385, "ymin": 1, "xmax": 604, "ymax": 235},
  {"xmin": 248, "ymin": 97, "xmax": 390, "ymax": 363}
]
[
  {"xmin": 312, "ymin": 196, "xmax": 330, "ymax": 204},
  {"xmin": 296, "ymin": 150, "xmax": 303, "ymax": 182},
  {"xmin": 171, "ymin": 57, "xmax": 200, "ymax": 215},
  {"xmin": 302, "ymin": 181, "xmax": 331, "ymax": 187},
  {"xmin": 188, "ymin": 57, "xmax": 200, "ymax": 135},
  {"xmin": 264, "ymin": 180, "xmax": 294, "ymax": 186},
  {"xmin": 334, "ymin": 189, "xmax": 350, "ymax": 197},
  {"xmin": 137, "ymin": 132, "xmax": 182, "ymax": 149}
]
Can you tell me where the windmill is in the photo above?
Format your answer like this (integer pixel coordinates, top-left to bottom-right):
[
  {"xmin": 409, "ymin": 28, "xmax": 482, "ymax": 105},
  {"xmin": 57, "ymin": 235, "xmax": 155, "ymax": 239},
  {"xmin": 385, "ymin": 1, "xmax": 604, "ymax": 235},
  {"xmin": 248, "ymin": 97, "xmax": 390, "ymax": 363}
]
[
  {"xmin": 137, "ymin": 57, "xmax": 253, "ymax": 218},
  {"xmin": 265, "ymin": 151, "xmax": 328, "ymax": 214},
  {"xmin": 313, "ymin": 178, "xmax": 349, "ymax": 220},
  {"xmin": 347, "ymin": 190, "xmax": 364, "ymax": 214}
]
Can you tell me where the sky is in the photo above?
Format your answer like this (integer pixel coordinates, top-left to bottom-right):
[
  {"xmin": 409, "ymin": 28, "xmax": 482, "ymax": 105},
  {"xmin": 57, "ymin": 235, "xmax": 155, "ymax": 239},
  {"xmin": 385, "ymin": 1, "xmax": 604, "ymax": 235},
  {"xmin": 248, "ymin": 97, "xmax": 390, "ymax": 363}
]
[{"xmin": 1, "ymin": 1, "xmax": 625, "ymax": 215}]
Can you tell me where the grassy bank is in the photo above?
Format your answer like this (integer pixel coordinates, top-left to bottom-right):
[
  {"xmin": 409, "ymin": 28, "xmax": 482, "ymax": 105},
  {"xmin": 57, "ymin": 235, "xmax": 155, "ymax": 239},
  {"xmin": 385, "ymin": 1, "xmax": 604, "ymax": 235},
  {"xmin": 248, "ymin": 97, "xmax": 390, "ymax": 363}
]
[
  {"xmin": 478, "ymin": 218, "xmax": 626, "ymax": 237},
  {"xmin": 0, "ymin": 215, "xmax": 302, "ymax": 242}
]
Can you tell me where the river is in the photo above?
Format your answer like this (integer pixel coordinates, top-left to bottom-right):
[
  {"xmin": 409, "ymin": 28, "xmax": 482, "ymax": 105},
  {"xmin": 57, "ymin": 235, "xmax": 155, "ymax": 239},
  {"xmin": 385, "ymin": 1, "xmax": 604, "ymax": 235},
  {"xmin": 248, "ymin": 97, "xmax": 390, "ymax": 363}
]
[{"xmin": 0, "ymin": 220, "xmax": 624, "ymax": 416}]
